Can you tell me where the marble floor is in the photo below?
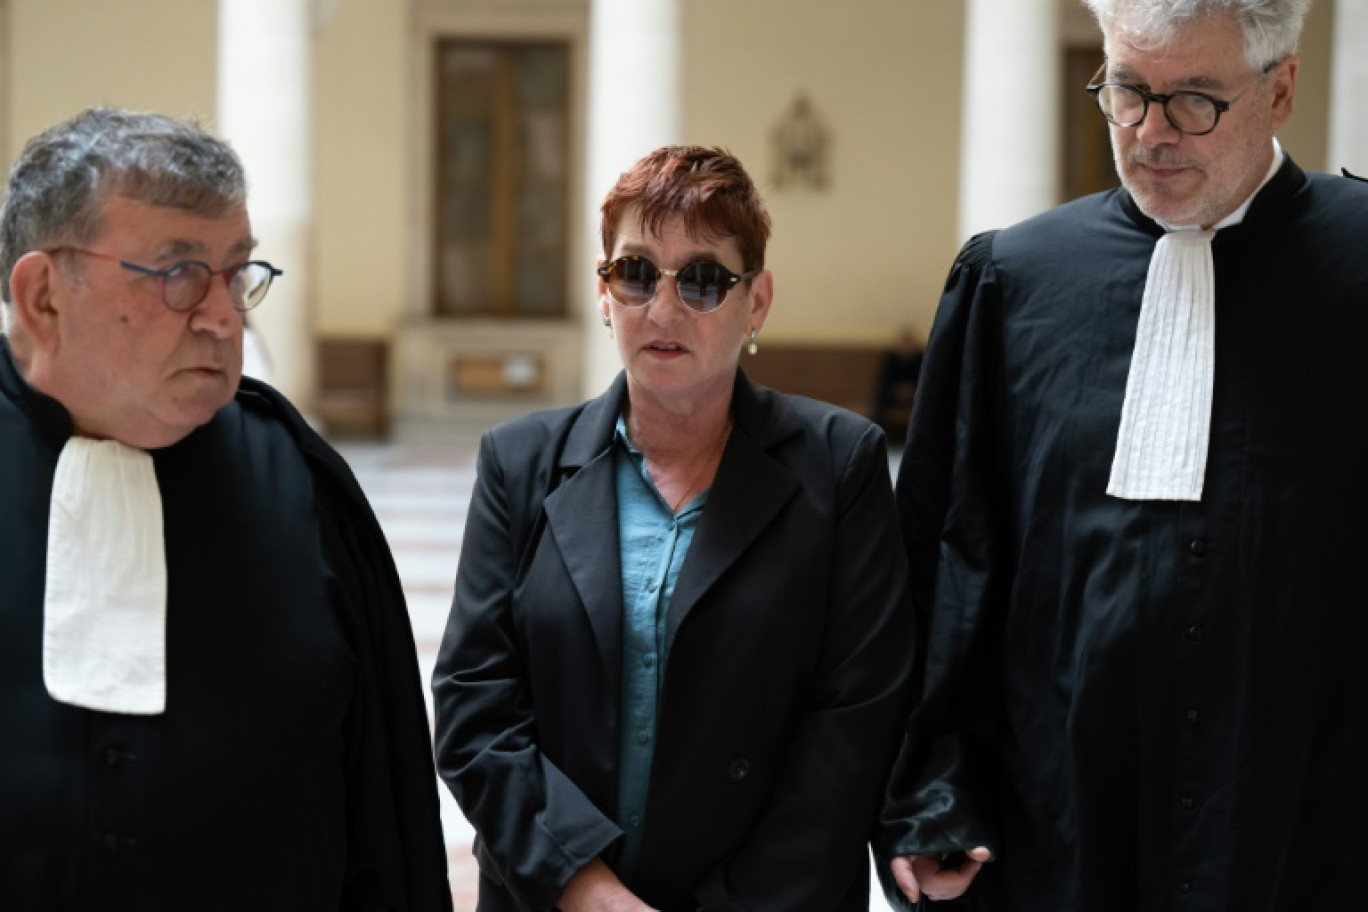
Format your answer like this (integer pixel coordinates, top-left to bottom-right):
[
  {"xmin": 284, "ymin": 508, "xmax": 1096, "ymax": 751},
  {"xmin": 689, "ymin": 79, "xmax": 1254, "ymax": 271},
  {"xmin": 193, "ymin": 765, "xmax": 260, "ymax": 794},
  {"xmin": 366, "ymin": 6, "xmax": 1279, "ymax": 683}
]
[{"xmin": 337, "ymin": 440, "xmax": 900, "ymax": 911}]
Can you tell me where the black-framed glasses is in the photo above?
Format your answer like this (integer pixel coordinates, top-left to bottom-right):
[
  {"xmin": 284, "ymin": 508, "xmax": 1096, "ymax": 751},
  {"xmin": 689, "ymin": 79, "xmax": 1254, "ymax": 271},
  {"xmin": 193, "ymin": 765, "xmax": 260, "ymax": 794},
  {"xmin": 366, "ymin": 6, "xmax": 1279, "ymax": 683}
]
[
  {"xmin": 47, "ymin": 246, "xmax": 282, "ymax": 312},
  {"xmin": 597, "ymin": 255, "xmax": 758, "ymax": 313},
  {"xmin": 1085, "ymin": 60, "xmax": 1278, "ymax": 136}
]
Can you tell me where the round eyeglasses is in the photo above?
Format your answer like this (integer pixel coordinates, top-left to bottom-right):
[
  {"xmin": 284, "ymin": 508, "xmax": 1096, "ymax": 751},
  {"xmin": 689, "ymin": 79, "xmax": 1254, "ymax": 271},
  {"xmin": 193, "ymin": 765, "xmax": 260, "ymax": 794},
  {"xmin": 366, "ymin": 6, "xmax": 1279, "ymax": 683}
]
[
  {"xmin": 597, "ymin": 255, "xmax": 758, "ymax": 313},
  {"xmin": 47, "ymin": 246, "xmax": 282, "ymax": 312},
  {"xmin": 1085, "ymin": 61, "xmax": 1277, "ymax": 137}
]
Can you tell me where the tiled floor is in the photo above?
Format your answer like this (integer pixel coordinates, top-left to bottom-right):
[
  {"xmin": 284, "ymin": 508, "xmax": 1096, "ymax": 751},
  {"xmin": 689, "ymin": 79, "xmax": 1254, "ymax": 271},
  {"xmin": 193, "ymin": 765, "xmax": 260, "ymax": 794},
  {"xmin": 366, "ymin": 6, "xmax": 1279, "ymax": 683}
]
[{"xmin": 337, "ymin": 440, "xmax": 900, "ymax": 911}]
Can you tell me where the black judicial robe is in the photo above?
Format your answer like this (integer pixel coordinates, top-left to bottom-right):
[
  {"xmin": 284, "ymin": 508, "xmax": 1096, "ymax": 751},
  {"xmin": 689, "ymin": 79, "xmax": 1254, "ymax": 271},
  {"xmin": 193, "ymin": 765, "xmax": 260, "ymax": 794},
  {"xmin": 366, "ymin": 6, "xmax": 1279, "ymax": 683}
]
[
  {"xmin": 0, "ymin": 340, "xmax": 451, "ymax": 911},
  {"xmin": 877, "ymin": 158, "xmax": 1368, "ymax": 911}
]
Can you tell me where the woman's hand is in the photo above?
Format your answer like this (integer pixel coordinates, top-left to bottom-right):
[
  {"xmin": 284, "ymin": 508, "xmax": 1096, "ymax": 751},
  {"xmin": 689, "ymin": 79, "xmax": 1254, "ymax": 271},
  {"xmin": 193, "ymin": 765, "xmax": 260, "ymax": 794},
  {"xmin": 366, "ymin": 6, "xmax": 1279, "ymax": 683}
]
[
  {"xmin": 558, "ymin": 858, "xmax": 659, "ymax": 912},
  {"xmin": 890, "ymin": 847, "xmax": 992, "ymax": 903}
]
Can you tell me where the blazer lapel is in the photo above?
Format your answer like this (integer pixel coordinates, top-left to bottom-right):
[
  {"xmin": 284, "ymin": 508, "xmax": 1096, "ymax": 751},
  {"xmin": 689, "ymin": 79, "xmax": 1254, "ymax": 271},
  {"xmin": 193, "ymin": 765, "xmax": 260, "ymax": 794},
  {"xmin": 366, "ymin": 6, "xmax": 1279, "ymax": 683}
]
[
  {"xmin": 664, "ymin": 373, "xmax": 801, "ymax": 655},
  {"xmin": 544, "ymin": 375, "xmax": 628, "ymax": 687}
]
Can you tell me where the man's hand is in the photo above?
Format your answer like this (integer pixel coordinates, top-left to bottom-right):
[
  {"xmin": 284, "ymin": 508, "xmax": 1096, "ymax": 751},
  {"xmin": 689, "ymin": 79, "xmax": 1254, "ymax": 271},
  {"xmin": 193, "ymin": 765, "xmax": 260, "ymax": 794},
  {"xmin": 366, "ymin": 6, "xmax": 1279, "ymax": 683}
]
[
  {"xmin": 890, "ymin": 847, "xmax": 992, "ymax": 904},
  {"xmin": 558, "ymin": 858, "xmax": 659, "ymax": 912}
]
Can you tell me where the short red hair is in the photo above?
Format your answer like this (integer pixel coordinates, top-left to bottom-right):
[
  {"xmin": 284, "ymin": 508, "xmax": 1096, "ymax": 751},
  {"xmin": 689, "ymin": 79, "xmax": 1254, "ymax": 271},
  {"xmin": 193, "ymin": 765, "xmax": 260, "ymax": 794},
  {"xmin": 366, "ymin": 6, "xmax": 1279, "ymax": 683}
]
[{"xmin": 600, "ymin": 145, "xmax": 771, "ymax": 272}]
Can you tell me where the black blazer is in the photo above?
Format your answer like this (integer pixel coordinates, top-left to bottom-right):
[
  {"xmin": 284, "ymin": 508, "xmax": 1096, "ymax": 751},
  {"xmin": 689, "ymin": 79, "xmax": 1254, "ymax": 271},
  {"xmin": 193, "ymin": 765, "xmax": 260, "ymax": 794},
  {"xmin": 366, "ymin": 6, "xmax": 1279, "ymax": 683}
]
[{"xmin": 433, "ymin": 371, "xmax": 915, "ymax": 911}]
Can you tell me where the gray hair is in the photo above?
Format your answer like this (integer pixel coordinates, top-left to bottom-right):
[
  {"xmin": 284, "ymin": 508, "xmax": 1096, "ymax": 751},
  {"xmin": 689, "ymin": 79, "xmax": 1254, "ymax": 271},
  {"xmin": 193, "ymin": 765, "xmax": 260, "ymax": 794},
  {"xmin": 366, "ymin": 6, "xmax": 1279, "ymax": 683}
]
[
  {"xmin": 1081, "ymin": 0, "xmax": 1312, "ymax": 70},
  {"xmin": 0, "ymin": 107, "xmax": 246, "ymax": 304}
]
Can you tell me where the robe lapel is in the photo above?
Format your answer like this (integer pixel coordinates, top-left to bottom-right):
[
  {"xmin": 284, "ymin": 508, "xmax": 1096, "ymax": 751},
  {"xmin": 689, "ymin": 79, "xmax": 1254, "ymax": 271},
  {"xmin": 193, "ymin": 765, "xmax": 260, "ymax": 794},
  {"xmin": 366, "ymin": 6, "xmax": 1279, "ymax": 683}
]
[
  {"xmin": 664, "ymin": 375, "xmax": 801, "ymax": 656},
  {"xmin": 543, "ymin": 375, "xmax": 628, "ymax": 688}
]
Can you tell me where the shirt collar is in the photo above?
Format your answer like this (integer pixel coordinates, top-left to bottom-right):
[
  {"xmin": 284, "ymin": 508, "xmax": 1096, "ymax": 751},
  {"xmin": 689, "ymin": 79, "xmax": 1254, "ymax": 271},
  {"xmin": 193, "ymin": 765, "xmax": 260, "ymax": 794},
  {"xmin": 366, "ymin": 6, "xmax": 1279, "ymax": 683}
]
[{"xmin": 1158, "ymin": 138, "xmax": 1285, "ymax": 232}]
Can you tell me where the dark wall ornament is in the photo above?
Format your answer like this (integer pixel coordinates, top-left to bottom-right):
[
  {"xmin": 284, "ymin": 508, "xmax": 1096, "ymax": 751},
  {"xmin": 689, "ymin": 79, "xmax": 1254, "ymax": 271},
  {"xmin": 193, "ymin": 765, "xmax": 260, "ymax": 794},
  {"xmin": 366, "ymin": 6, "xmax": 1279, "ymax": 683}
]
[{"xmin": 771, "ymin": 93, "xmax": 831, "ymax": 191}]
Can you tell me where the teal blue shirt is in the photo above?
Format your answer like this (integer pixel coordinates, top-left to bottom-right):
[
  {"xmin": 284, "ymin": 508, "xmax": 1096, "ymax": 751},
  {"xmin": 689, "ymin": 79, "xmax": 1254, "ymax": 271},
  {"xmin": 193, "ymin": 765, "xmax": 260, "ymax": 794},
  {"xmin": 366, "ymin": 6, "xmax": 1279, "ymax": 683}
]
[{"xmin": 612, "ymin": 416, "xmax": 708, "ymax": 876}]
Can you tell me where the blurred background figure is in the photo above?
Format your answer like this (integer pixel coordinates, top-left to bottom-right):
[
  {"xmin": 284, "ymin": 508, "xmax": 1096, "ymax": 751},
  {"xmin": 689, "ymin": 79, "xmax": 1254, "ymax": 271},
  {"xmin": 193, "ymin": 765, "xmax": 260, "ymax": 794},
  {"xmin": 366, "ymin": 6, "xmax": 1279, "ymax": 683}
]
[{"xmin": 871, "ymin": 325, "xmax": 923, "ymax": 445}]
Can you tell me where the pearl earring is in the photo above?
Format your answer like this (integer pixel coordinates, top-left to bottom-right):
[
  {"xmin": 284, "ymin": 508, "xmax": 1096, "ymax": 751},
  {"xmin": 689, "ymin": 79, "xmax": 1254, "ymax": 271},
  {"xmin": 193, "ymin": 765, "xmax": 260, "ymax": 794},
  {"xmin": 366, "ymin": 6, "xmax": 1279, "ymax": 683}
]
[{"xmin": 747, "ymin": 329, "xmax": 759, "ymax": 356}]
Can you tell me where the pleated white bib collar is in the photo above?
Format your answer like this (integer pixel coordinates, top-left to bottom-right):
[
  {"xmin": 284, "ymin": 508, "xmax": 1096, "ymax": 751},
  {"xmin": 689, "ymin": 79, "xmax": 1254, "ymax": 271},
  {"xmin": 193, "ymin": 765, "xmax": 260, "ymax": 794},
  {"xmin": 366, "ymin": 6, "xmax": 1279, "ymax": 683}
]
[
  {"xmin": 1107, "ymin": 141, "xmax": 1283, "ymax": 501},
  {"xmin": 44, "ymin": 437, "xmax": 168, "ymax": 714}
]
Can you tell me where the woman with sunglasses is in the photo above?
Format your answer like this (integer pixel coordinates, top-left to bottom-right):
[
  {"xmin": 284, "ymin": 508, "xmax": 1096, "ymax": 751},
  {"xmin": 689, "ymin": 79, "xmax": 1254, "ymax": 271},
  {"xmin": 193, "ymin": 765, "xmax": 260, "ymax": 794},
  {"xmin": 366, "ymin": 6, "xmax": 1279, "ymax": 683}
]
[{"xmin": 433, "ymin": 146, "xmax": 914, "ymax": 912}]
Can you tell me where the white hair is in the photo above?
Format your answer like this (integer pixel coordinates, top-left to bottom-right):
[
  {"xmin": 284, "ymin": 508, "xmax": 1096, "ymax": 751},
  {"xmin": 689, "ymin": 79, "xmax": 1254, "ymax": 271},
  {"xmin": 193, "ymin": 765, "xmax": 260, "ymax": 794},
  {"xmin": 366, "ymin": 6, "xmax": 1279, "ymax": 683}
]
[{"xmin": 1081, "ymin": 0, "xmax": 1312, "ymax": 69}]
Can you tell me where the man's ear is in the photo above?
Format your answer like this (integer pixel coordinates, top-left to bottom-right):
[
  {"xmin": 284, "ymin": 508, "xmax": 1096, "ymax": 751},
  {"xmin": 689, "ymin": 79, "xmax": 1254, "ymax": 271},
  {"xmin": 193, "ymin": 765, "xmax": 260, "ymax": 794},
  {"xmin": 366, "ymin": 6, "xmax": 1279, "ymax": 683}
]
[
  {"xmin": 8, "ymin": 251, "xmax": 63, "ymax": 351},
  {"xmin": 1269, "ymin": 56, "xmax": 1298, "ymax": 132}
]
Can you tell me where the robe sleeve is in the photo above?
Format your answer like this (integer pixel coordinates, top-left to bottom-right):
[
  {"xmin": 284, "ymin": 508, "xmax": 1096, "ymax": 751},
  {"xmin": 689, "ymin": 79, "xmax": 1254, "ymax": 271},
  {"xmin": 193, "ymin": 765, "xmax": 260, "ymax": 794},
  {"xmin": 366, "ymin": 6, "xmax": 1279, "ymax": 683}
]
[
  {"xmin": 319, "ymin": 482, "xmax": 456, "ymax": 911},
  {"xmin": 241, "ymin": 380, "xmax": 454, "ymax": 911},
  {"xmin": 692, "ymin": 421, "xmax": 917, "ymax": 911},
  {"xmin": 431, "ymin": 431, "xmax": 621, "ymax": 911},
  {"xmin": 875, "ymin": 231, "xmax": 1007, "ymax": 873}
]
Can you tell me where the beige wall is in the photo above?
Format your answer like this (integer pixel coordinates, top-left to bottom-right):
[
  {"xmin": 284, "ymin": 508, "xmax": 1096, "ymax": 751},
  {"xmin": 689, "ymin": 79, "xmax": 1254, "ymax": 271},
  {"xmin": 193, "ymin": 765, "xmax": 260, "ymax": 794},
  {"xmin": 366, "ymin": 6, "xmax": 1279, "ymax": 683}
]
[
  {"xmin": 0, "ymin": 0, "xmax": 1341, "ymax": 347},
  {"xmin": 1282, "ymin": 0, "xmax": 1333, "ymax": 172},
  {"xmin": 682, "ymin": 0, "xmax": 1335, "ymax": 349},
  {"xmin": 683, "ymin": 0, "xmax": 965, "ymax": 347},
  {"xmin": 7, "ymin": 0, "xmax": 217, "ymax": 165},
  {"xmin": 2, "ymin": 0, "xmax": 412, "ymax": 338},
  {"xmin": 313, "ymin": 0, "xmax": 408, "ymax": 336}
]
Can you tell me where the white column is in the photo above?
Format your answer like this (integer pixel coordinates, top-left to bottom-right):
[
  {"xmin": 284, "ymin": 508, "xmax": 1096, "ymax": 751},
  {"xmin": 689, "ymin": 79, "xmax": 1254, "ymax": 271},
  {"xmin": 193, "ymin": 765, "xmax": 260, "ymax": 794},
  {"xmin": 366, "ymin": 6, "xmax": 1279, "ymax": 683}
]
[
  {"xmin": 218, "ymin": 0, "xmax": 315, "ymax": 411},
  {"xmin": 581, "ymin": 0, "xmax": 681, "ymax": 398},
  {"xmin": 958, "ymin": 0, "xmax": 1061, "ymax": 241},
  {"xmin": 1329, "ymin": 0, "xmax": 1368, "ymax": 176}
]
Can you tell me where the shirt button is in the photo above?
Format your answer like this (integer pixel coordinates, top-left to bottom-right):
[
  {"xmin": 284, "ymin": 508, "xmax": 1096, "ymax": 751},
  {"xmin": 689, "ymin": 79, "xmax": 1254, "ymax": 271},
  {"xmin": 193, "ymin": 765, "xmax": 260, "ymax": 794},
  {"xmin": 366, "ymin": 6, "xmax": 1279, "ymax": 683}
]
[
  {"xmin": 1186, "ymin": 624, "xmax": 1204, "ymax": 642},
  {"xmin": 642, "ymin": 654, "xmax": 655, "ymax": 668},
  {"xmin": 1185, "ymin": 708, "xmax": 1200, "ymax": 723},
  {"xmin": 726, "ymin": 756, "xmax": 750, "ymax": 782},
  {"xmin": 668, "ymin": 521, "xmax": 677, "ymax": 533},
  {"xmin": 1178, "ymin": 880, "xmax": 1193, "ymax": 895},
  {"xmin": 103, "ymin": 746, "xmax": 122, "ymax": 767},
  {"xmin": 629, "ymin": 814, "xmax": 641, "ymax": 828},
  {"xmin": 1180, "ymin": 795, "xmax": 1196, "ymax": 811},
  {"xmin": 1188, "ymin": 538, "xmax": 1209, "ymax": 558},
  {"xmin": 637, "ymin": 730, "xmax": 650, "ymax": 745}
]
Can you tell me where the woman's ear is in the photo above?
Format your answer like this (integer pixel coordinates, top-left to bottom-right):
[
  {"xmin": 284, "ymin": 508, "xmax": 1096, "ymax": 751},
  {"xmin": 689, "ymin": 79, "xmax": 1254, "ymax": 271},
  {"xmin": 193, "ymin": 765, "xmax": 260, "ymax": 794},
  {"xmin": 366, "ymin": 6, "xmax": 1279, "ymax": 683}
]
[
  {"xmin": 747, "ymin": 269, "xmax": 774, "ymax": 332},
  {"xmin": 597, "ymin": 257, "xmax": 615, "ymax": 323}
]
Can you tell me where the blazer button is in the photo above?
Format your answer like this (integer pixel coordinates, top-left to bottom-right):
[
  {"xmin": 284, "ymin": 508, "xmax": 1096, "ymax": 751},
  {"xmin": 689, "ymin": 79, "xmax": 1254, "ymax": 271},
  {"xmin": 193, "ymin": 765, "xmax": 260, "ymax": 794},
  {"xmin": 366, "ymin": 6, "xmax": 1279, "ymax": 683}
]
[{"xmin": 725, "ymin": 756, "xmax": 750, "ymax": 782}]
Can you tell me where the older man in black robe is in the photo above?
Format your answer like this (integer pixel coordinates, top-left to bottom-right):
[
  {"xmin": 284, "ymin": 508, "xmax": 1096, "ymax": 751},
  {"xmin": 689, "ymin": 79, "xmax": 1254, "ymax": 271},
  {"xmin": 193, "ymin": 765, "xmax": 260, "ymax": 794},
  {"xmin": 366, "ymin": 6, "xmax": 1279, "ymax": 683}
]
[
  {"xmin": 879, "ymin": 1, "xmax": 1368, "ymax": 910},
  {"xmin": 0, "ymin": 108, "xmax": 450, "ymax": 910}
]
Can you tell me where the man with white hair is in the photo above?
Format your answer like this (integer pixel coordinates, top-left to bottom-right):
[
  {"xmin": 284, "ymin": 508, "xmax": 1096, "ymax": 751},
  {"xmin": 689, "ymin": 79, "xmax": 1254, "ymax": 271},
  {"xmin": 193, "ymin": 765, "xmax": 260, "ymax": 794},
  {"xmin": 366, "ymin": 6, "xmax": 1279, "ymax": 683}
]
[{"xmin": 878, "ymin": 1, "xmax": 1367, "ymax": 908}]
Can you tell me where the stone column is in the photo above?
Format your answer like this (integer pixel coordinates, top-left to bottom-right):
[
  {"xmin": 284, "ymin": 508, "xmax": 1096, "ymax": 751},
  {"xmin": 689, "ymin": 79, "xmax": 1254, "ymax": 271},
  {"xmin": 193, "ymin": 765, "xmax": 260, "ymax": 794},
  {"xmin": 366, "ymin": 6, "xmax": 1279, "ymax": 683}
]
[
  {"xmin": 1329, "ymin": 0, "xmax": 1368, "ymax": 176},
  {"xmin": 958, "ymin": 0, "xmax": 1061, "ymax": 241},
  {"xmin": 581, "ymin": 0, "xmax": 681, "ymax": 398},
  {"xmin": 218, "ymin": 0, "xmax": 315, "ymax": 411}
]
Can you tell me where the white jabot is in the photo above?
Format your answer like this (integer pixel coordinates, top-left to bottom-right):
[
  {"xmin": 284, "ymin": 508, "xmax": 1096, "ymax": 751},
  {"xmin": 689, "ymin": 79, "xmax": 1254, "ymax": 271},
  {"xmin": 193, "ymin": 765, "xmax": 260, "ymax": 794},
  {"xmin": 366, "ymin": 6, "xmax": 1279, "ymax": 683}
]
[
  {"xmin": 43, "ymin": 437, "xmax": 168, "ymax": 714},
  {"xmin": 1107, "ymin": 141, "xmax": 1284, "ymax": 501}
]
